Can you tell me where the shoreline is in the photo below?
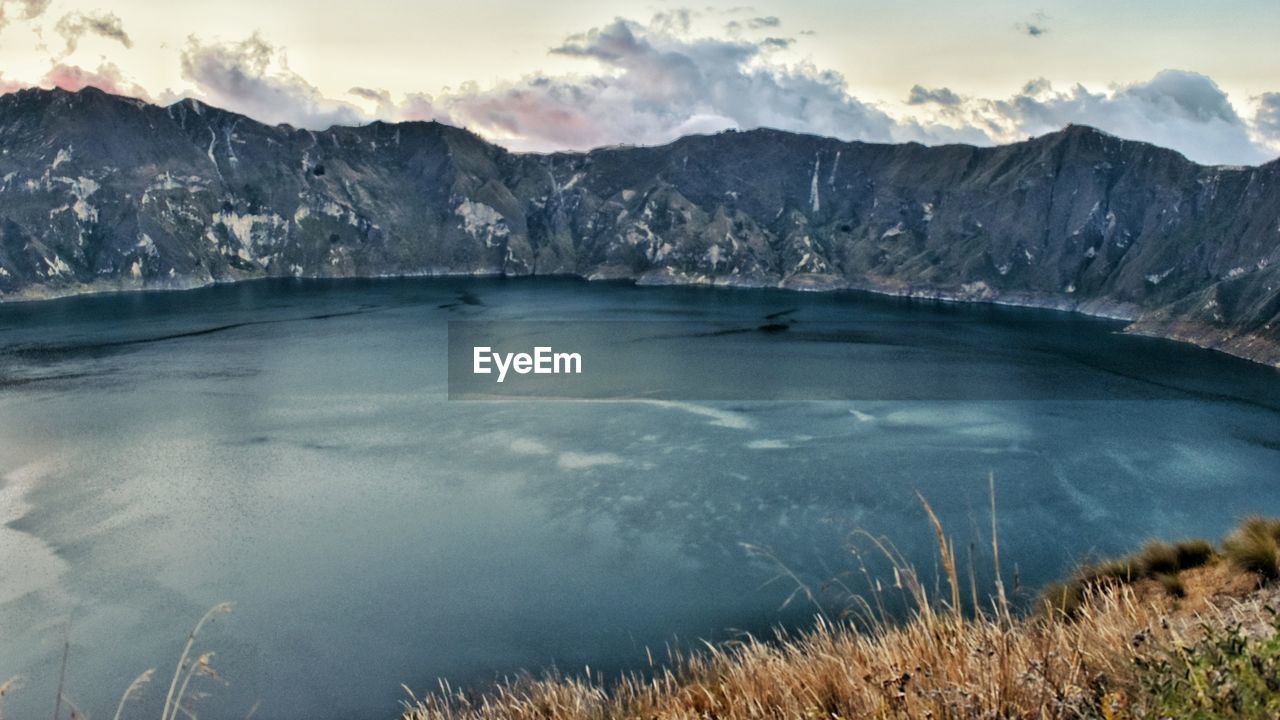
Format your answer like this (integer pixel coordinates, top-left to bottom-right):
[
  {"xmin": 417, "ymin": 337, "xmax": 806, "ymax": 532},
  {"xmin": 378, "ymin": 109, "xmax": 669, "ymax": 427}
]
[{"xmin": 3, "ymin": 270, "xmax": 1278, "ymax": 369}]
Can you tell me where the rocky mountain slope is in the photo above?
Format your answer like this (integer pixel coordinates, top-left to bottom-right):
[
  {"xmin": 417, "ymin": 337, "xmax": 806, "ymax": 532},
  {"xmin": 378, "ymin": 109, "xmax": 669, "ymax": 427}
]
[{"xmin": 1, "ymin": 87, "xmax": 1278, "ymax": 364}]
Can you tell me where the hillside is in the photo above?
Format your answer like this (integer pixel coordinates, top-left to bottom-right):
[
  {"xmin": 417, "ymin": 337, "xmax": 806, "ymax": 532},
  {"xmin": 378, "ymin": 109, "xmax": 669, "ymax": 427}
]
[{"xmin": 1, "ymin": 87, "xmax": 1278, "ymax": 364}]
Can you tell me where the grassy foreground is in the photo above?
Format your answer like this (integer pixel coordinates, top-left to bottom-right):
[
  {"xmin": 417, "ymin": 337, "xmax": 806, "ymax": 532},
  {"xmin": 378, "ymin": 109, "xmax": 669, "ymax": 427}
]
[{"xmin": 402, "ymin": 517, "xmax": 1280, "ymax": 720}]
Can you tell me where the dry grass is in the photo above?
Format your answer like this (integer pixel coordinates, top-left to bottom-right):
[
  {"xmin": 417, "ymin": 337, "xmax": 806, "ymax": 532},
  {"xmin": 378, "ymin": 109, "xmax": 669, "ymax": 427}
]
[
  {"xmin": 159, "ymin": 601, "xmax": 234, "ymax": 720},
  {"xmin": 401, "ymin": 587, "xmax": 1220, "ymax": 720},
  {"xmin": 0, "ymin": 603, "xmax": 232, "ymax": 720},
  {"xmin": 1038, "ymin": 536, "xmax": 1222, "ymax": 619},
  {"xmin": 401, "ymin": 516, "xmax": 1277, "ymax": 720},
  {"xmin": 112, "ymin": 669, "xmax": 155, "ymax": 720}
]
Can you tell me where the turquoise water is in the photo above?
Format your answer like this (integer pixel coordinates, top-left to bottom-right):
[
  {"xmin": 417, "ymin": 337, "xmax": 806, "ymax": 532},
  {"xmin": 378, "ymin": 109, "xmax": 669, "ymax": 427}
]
[{"xmin": 1, "ymin": 277, "xmax": 1278, "ymax": 719}]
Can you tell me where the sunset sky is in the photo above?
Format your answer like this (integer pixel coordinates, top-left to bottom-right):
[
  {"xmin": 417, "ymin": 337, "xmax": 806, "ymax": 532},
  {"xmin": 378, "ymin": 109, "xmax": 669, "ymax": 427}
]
[{"xmin": 0, "ymin": 0, "xmax": 1277, "ymax": 164}]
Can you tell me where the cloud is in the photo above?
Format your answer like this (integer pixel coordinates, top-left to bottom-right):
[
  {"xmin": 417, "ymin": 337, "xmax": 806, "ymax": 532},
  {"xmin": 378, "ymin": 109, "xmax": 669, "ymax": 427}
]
[
  {"xmin": 177, "ymin": 34, "xmax": 364, "ymax": 128},
  {"xmin": 971, "ymin": 70, "xmax": 1268, "ymax": 164},
  {"xmin": 348, "ymin": 85, "xmax": 396, "ymax": 116},
  {"xmin": 41, "ymin": 62, "xmax": 150, "ymax": 98},
  {"xmin": 16, "ymin": 0, "xmax": 49, "ymax": 16},
  {"xmin": 650, "ymin": 9, "xmax": 694, "ymax": 35},
  {"xmin": 54, "ymin": 11, "xmax": 133, "ymax": 55},
  {"xmin": 153, "ymin": 21, "xmax": 1275, "ymax": 165},
  {"xmin": 907, "ymin": 84, "xmax": 963, "ymax": 107},
  {"xmin": 1253, "ymin": 93, "xmax": 1280, "ymax": 140},
  {"xmin": 399, "ymin": 17, "xmax": 981, "ymax": 151},
  {"xmin": 1016, "ymin": 10, "xmax": 1050, "ymax": 37},
  {"xmin": 9, "ymin": 12, "xmax": 1273, "ymax": 166},
  {"xmin": 348, "ymin": 86, "xmax": 390, "ymax": 104},
  {"xmin": 726, "ymin": 14, "xmax": 780, "ymax": 35},
  {"xmin": 0, "ymin": 0, "xmax": 50, "ymax": 28}
]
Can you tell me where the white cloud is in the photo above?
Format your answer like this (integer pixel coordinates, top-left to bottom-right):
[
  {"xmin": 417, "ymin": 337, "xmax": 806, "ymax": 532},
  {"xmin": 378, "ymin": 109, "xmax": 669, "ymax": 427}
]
[
  {"xmin": 42, "ymin": 61, "xmax": 149, "ymax": 98},
  {"xmin": 7, "ymin": 11, "xmax": 1276, "ymax": 166},
  {"xmin": 957, "ymin": 70, "xmax": 1272, "ymax": 165},
  {"xmin": 339, "ymin": 20, "xmax": 1278, "ymax": 163},
  {"xmin": 176, "ymin": 33, "xmax": 364, "ymax": 129},
  {"xmin": 0, "ymin": 72, "xmax": 23, "ymax": 93},
  {"xmin": 1255, "ymin": 92, "xmax": 1280, "ymax": 150},
  {"xmin": 0, "ymin": 0, "xmax": 50, "ymax": 29},
  {"xmin": 370, "ymin": 17, "xmax": 984, "ymax": 151}
]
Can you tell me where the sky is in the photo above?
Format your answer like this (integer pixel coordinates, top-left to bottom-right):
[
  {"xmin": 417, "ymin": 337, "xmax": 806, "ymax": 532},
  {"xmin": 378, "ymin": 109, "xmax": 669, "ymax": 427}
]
[{"xmin": 0, "ymin": 0, "xmax": 1277, "ymax": 164}]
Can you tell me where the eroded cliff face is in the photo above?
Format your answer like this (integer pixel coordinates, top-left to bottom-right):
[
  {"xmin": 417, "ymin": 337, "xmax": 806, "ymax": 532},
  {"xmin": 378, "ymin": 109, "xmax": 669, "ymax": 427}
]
[{"xmin": 1, "ymin": 87, "xmax": 1278, "ymax": 364}]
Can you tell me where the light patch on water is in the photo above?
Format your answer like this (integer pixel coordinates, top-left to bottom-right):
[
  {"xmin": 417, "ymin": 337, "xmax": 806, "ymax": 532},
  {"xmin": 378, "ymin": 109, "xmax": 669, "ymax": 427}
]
[
  {"xmin": 951, "ymin": 420, "xmax": 1030, "ymax": 443},
  {"xmin": 883, "ymin": 406, "xmax": 996, "ymax": 427},
  {"xmin": 882, "ymin": 406, "xmax": 1024, "ymax": 439},
  {"xmin": 266, "ymin": 393, "xmax": 429, "ymax": 421},
  {"xmin": 0, "ymin": 460, "xmax": 70, "ymax": 605},
  {"xmin": 557, "ymin": 452, "xmax": 625, "ymax": 470},
  {"xmin": 1050, "ymin": 461, "xmax": 1109, "ymax": 523},
  {"xmin": 635, "ymin": 400, "xmax": 755, "ymax": 430},
  {"xmin": 509, "ymin": 438, "xmax": 551, "ymax": 455},
  {"xmin": 746, "ymin": 439, "xmax": 791, "ymax": 450}
]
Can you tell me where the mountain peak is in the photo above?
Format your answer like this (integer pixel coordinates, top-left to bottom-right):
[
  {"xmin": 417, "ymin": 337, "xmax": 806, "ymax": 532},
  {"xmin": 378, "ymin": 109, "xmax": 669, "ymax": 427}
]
[{"xmin": 0, "ymin": 86, "xmax": 1277, "ymax": 365}]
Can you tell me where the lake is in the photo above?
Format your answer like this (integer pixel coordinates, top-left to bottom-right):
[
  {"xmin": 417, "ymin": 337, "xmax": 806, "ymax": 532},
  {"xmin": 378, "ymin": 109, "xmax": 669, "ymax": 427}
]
[{"xmin": 1, "ymin": 277, "xmax": 1278, "ymax": 719}]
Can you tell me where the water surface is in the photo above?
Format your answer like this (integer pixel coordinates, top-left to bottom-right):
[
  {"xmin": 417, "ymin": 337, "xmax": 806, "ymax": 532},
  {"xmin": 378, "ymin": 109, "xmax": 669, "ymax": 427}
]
[{"xmin": 1, "ymin": 278, "xmax": 1278, "ymax": 719}]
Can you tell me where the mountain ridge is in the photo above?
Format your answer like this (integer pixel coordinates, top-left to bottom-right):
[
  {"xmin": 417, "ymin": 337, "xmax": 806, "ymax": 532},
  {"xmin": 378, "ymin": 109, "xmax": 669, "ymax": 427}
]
[{"xmin": 1, "ymin": 86, "xmax": 1278, "ymax": 366}]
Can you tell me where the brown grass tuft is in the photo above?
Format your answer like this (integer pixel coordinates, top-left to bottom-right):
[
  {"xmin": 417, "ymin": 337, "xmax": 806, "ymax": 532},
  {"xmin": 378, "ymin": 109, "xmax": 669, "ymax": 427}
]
[
  {"xmin": 1172, "ymin": 538, "xmax": 1216, "ymax": 569},
  {"xmin": 1223, "ymin": 516, "xmax": 1280, "ymax": 579}
]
